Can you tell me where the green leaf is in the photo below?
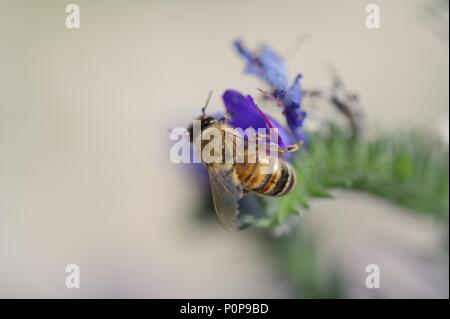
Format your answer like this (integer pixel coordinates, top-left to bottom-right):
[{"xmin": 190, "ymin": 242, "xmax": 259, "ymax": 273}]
[{"xmin": 243, "ymin": 126, "xmax": 449, "ymax": 228}]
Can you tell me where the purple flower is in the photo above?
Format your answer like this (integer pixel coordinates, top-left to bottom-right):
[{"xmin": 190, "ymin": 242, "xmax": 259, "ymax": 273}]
[
  {"xmin": 234, "ymin": 40, "xmax": 288, "ymax": 90},
  {"xmin": 234, "ymin": 39, "xmax": 307, "ymax": 143},
  {"xmin": 222, "ymin": 89, "xmax": 294, "ymax": 148},
  {"xmin": 274, "ymin": 74, "xmax": 307, "ymax": 140}
]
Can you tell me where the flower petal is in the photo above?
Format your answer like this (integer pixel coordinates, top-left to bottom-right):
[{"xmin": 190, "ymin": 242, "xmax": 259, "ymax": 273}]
[
  {"xmin": 234, "ymin": 40, "xmax": 288, "ymax": 90},
  {"xmin": 234, "ymin": 40, "xmax": 307, "ymax": 143},
  {"xmin": 222, "ymin": 89, "xmax": 294, "ymax": 147}
]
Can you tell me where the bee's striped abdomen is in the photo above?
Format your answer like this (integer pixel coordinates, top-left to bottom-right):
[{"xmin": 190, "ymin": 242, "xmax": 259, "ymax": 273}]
[
  {"xmin": 235, "ymin": 159, "xmax": 296, "ymax": 196},
  {"xmin": 237, "ymin": 162, "xmax": 257, "ymax": 185},
  {"xmin": 255, "ymin": 160, "xmax": 296, "ymax": 196}
]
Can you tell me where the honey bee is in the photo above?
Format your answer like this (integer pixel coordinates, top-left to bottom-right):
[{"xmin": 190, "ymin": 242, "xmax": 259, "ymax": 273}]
[{"xmin": 187, "ymin": 92, "xmax": 300, "ymax": 230}]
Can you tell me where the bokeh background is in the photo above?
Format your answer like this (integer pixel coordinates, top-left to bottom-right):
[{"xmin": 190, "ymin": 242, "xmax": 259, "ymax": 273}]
[{"xmin": 0, "ymin": 0, "xmax": 448, "ymax": 298}]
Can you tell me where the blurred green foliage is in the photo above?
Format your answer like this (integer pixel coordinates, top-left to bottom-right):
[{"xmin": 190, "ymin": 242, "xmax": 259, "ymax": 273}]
[
  {"xmin": 243, "ymin": 126, "xmax": 449, "ymax": 228},
  {"xmin": 244, "ymin": 127, "xmax": 448, "ymax": 298},
  {"xmin": 264, "ymin": 232, "xmax": 345, "ymax": 298}
]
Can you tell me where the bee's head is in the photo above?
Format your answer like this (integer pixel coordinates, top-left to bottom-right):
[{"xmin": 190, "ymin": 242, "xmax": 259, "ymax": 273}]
[
  {"xmin": 187, "ymin": 91, "xmax": 215, "ymax": 143},
  {"xmin": 187, "ymin": 115, "xmax": 216, "ymax": 143}
]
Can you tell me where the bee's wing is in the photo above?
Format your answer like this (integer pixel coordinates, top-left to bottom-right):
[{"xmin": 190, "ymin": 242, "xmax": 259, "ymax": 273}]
[{"xmin": 207, "ymin": 165, "xmax": 243, "ymax": 230}]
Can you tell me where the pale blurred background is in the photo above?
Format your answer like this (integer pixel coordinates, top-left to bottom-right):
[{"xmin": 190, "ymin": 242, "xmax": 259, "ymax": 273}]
[{"xmin": 0, "ymin": 0, "xmax": 448, "ymax": 298}]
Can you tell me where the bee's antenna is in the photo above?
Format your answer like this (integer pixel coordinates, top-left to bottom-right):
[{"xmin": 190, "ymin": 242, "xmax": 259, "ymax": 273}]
[{"xmin": 201, "ymin": 91, "xmax": 213, "ymax": 118}]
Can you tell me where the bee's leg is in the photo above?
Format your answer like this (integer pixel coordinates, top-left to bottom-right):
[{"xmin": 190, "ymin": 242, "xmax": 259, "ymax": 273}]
[
  {"xmin": 251, "ymin": 132, "xmax": 302, "ymax": 153},
  {"xmin": 280, "ymin": 140, "xmax": 304, "ymax": 153},
  {"xmin": 218, "ymin": 114, "xmax": 230, "ymax": 123},
  {"xmin": 250, "ymin": 132, "xmax": 272, "ymax": 143},
  {"xmin": 280, "ymin": 144, "xmax": 300, "ymax": 153},
  {"xmin": 249, "ymin": 133, "xmax": 284, "ymax": 148}
]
